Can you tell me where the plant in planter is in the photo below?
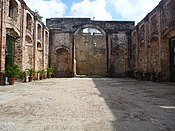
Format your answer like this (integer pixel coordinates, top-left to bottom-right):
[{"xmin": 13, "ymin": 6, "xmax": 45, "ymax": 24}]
[
  {"xmin": 0, "ymin": 71, "xmax": 5, "ymax": 85},
  {"xmin": 38, "ymin": 69, "xmax": 46, "ymax": 80},
  {"xmin": 6, "ymin": 64, "xmax": 20, "ymax": 85},
  {"xmin": 27, "ymin": 69, "xmax": 35, "ymax": 82},
  {"xmin": 150, "ymin": 70, "xmax": 157, "ymax": 82},
  {"xmin": 17, "ymin": 70, "xmax": 27, "ymax": 82},
  {"xmin": 145, "ymin": 72, "xmax": 151, "ymax": 81},
  {"xmin": 47, "ymin": 67, "xmax": 55, "ymax": 78},
  {"xmin": 138, "ymin": 70, "xmax": 144, "ymax": 80}
]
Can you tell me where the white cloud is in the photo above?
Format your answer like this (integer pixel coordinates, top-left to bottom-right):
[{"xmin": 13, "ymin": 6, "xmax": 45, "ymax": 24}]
[
  {"xmin": 24, "ymin": 0, "xmax": 161, "ymax": 24},
  {"xmin": 25, "ymin": 0, "xmax": 67, "ymax": 23},
  {"xmin": 69, "ymin": 0, "xmax": 112, "ymax": 21},
  {"xmin": 108, "ymin": 0, "xmax": 160, "ymax": 23}
]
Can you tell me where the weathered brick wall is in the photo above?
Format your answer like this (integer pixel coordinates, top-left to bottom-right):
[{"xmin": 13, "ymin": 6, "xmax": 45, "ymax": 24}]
[
  {"xmin": 131, "ymin": 0, "xmax": 175, "ymax": 81},
  {"xmin": 75, "ymin": 33, "xmax": 107, "ymax": 76},
  {"xmin": 49, "ymin": 32, "xmax": 73, "ymax": 77},
  {"xmin": 0, "ymin": 0, "xmax": 7, "ymax": 71},
  {"xmin": 43, "ymin": 30, "xmax": 49, "ymax": 69},
  {"xmin": 47, "ymin": 18, "xmax": 134, "ymax": 77},
  {"xmin": 22, "ymin": 9, "xmax": 34, "ymax": 70},
  {"xmin": 0, "ymin": 0, "xmax": 49, "ymax": 73},
  {"xmin": 110, "ymin": 32, "xmax": 129, "ymax": 77}
]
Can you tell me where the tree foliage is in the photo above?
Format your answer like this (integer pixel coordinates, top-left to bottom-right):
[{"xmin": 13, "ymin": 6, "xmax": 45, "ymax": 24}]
[{"xmin": 33, "ymin": 9, "xmax": 43, "ymax": 21}]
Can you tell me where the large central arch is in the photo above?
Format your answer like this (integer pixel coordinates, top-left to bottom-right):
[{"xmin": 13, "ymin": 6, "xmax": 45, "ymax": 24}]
[{"xmin": 73, "ymin": 24, "xmax": 108, "ymax": 76}]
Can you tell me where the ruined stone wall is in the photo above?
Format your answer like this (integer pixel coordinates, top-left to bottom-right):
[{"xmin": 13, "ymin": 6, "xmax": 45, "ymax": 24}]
[
  {"xmin": 22, "ymin": 9, "xmax": 34, "ymax": 70},
  {"xmin": 0, "ymin": 0, "xmax": 49, "ymax": 73},
  {"xmin": 49, "ymin": 32, "xmax": 73, "ymax": 77},
  {"xmin": 110, "ymin": 32, "xmax": 130, "ymax": 77},
  {"xmin": 47, "ymin": 18, "xmax": 134, "ymax": 77},
  {"xmin": 131, "ymin": 0, "xmax": 175, "ymax": 81},
  {"xmin": 75, "ymin": 33, "xmax": 107, "ymax": 76},
  {"xmin": 0, "ymin": 0, "xmax": 7, "ymax": 70},
  {"xmin": 43, "ymin": 29, "xmax": 49, "ymax": 69}
]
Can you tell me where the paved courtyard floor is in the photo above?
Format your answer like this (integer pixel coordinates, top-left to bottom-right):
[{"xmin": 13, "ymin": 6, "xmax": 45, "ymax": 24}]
[{"xmin": 0, "ymin": 78, "xmax": 175, "ymax": 131}]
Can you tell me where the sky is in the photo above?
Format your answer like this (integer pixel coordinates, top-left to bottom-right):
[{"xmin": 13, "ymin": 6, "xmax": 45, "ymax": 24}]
[{"xmin": 24, "ymin": 0, "xmax": 161, "ymax": 24}]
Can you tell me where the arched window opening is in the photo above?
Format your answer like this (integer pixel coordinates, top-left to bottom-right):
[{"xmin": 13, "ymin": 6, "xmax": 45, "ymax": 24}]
[
  {"xmin": 25, "ymin": 35, "xmax": 32, "ymax": 43},
  {"xmin": 37, "ymin": 24, "xmax": 42, "ymax": 40},
  {"xmin": 150, "ymin": 15, "xmax": 158, "ymax": 34},
  {"xmin": 45, "ymin": 31, "xmax": 49, "ymax": 54},
  {"xmin": 45, "ymin": 31, "xmax": 49, "ymax": 43},
  {"xmin": 139, "ymin": 24, "xmax": 145, "ymax": 43},
  {"xmin": 56, "ymin": 48, "xmax": 68, "ymax": 55},
  {"xmin": 9, "ymin": 0, "xmax": 18, "ymax": 21},
  {"xmin": 26, "ymin": 13, "xmax": 32, "ymax": 31},
  {"xmin": 37, "ymin": 42, "xmax": 42, "ymax": 50},
  {"xmin": 82, "ymin": 28, "xmax": 103, "ymax": 36}
]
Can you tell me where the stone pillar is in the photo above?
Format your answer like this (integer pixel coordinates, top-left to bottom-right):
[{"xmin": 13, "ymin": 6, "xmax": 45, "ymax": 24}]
[
  {"xmin": 0, "ymin": 0, "xmax": 6, "ymax": 71},
  {"xmin": 107, "ymin": 33, "xmax": 111, "ymax": 72}
]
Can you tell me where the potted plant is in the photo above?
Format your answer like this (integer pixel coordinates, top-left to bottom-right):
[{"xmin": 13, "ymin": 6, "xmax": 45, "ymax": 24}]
[
  {"xmin": 150, "ymin": 70, "xmax": 157, "ymax": 82},
  {"xmin": 47, "ymin": 67, "xmax": 55, "ymax": 78},
  {"xmin": 6, "ymin": 64, "xmax": 20, "ymax": 85},
  {"xmin": 0, "ymin": 71, "xmax": 5, "ymax": 85},
  {"xmin": 27, "ymin": 69, "xmax": 35, "ymax": 82},
  {"xmin": 17, "ymin": 70, "xmax": 27, "ymax": 82},
  {"xmin": 38, "ymin": 69, "xmax": 46, "ymax": 80}
]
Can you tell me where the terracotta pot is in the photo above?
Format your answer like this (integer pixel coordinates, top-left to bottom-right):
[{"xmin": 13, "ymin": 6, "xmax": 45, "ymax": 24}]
[
  {"xmin": 28, "ymin": 76, "xmax": 33, "ymax": 82},
  {"xmin": 0, "ymin": 74, "xmax": 3, "ymax": 83},
  {"xmin": 8, "ymin": 77, "xmax": 15, "ymax": 85},
  {"xmin": 39, "ymin": 76, "xmax": 43, "ymax": 80},
  {"xmin": 48, "ymin": 74, "xmax": 51, "ymax": 78}
]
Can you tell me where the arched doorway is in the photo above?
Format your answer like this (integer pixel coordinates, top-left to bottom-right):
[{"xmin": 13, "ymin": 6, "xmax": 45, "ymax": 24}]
[
  {"xmin": 5, "ymin": 28, "xmax": 20, "ymax": 69},
  {"xmin": 73, "ymin": 25, "xmax": 107, "ymax": 77},
  {"xmin": 55, "ymin": 47, "xmax": 70, "ymax": 77},
  {"xmin": 170, "ymin": 38, "xmax": 175, "ymax": 82}
]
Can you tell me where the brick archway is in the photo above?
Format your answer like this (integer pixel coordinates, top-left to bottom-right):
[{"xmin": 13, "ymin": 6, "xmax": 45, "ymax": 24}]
[{"xmin": 73, "ymin": 24, "xmax": 107, "ymax": 76}]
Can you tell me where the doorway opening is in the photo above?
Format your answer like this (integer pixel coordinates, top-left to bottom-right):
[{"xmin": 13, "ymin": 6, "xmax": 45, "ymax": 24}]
[
  {"xmin": 170, "ymin": 38, "xmax": 175, "ymax": 82},
  {"xmin": 74, "ymin": 26, "xmax": 107, "ymax": 77},
  {"xmin": 5, "ymin": 35, "xmax": 15, "ymax": 69}
]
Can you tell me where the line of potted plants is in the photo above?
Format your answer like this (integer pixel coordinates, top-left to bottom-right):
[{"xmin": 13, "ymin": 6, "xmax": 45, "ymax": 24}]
[
  {"xmin": 4, "ymin": 66, "xmax": 55, "ymax": 84},
  {"xmin": 133, "ymin": 69, "xmax": 160, "ymax": 82}
]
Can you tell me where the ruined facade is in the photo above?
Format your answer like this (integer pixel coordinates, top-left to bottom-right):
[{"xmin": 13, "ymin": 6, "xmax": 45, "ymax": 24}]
[
  {"xmin": 46, "ymin": 0, "xmax": 175, "ymax": 81},
  {"xmin": 0, "ymin": 0, "xmax": 49, "ymax": 73},
  {"xmin": 46, "ymin": 19, "xmax": 134, "ymax": 77},
  {"xmin": 0, "ymin": 0, "xmax": 174, "ymax": 81},
  {"xmin": 131, "ymin": 0, "xmax": 175, "ymax": 81}
]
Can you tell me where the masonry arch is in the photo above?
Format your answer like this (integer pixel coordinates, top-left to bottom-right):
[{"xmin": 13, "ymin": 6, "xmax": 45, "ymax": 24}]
[
  {"xmin": 73, "ymin": 24, "xmax": 108, "ymax": 76},
  {"xmin": 164, "ymin": 24, "xmax": 175, "ymax": 81},
  {"xmin": 55, "ymin": 47, "xmax": 70, "ymax": 77},
  {"xmin": 9, "ymin": 0, "xmax": 19, "ymax": 21},
  {"xmin": 26, "ymin": 13, "xmax": 33, "ymax": 32},
  {"xmin": 5, "ymin": 28, "xmax": 21, "ymax": 69}
]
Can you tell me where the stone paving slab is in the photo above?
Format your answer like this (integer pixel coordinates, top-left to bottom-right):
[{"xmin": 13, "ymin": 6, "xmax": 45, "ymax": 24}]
[{"xmin": 0, "ymin": 78, "xmax": 175, "ymax": 131}]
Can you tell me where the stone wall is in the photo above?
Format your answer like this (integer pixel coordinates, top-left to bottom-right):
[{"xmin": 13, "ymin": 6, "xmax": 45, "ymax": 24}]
[
  {"xmin": 110, "ymin": 32, "xmax": 130, "ymax": 77},
  {"xmin": 49, "ymin": 32, "xmax": 73, "ymax": 77},
  {"xmin": 47, "ymin": 18, "xmax": 134, "ymax": 77},
  {"xmin": 0, "ymin": 0, "xmax": 49, "ymax": 74},
  {"xmin": 75, "ymin": 33, "xmax": 107, "ymax": 76},
  {"xmin": 131, "ymin": 0, "xmax": 175, "ymax": 81}
]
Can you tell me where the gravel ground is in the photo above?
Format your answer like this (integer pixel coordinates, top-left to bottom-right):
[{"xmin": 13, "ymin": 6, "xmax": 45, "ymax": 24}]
[{"xmin": 0, "ymin": 78, "xmax": 175, "ymax": 131}]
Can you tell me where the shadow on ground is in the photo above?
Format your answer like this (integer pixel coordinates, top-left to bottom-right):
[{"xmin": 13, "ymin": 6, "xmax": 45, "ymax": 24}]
[{"xmin": 91, "ymin": 78, "xmax": 175, "ymax": 131}]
